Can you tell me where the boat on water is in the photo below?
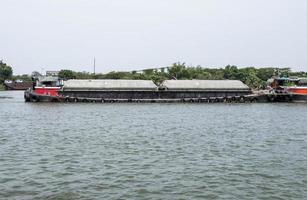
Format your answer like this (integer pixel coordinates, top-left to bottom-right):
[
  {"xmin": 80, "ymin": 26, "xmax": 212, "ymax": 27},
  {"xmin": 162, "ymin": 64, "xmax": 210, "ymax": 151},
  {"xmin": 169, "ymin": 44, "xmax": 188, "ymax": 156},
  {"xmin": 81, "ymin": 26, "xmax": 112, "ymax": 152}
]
[
  {"xmin": 267, "ymin": 77, "xmax": 307, "ymax": 102},
  {"xmin": 24, "ymin": 76, "xmax": 62, "ymax": 102},
  {"xmin": 24, "ymin": 75, "xmax": 252, "ymax": 103},
  {"xmin": 287, "ymin": 80, "xmax": 307, "ymax": 95},
  {"xmin": 4, "ymin": 80, "xmax": 32, "ymax": 90},
  {"xmin": 24, "ymin": 74, "xmax": 307, "ymax": 103}
]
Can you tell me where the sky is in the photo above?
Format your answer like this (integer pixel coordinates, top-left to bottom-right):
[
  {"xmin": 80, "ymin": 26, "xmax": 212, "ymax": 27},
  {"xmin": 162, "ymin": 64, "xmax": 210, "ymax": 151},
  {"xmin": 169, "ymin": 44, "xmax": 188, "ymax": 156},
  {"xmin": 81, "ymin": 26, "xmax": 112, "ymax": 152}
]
[{"xmin": 1, "ymin": 0, "xmax": 307, "ymax": 75}]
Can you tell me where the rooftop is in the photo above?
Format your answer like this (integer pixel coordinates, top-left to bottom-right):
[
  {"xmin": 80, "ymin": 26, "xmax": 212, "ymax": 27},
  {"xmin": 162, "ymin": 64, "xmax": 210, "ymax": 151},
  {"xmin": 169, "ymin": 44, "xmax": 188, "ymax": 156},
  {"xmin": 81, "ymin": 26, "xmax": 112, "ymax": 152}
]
[{"xmin": 38, "ymin": 76, "xmax": 59, "ymax": 83}]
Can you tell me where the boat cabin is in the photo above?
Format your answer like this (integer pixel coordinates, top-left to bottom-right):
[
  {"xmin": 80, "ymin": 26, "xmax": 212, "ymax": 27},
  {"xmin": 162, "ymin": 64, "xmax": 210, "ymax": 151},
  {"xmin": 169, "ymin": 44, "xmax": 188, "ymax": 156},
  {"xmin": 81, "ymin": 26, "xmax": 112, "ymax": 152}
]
[
  {"xmin": 34, "ymin": 77, "xmax": 62, "ymax": 96},
  {"xmin": 268, "ymin": 77, "xmax": 307, "ymax": 94}
]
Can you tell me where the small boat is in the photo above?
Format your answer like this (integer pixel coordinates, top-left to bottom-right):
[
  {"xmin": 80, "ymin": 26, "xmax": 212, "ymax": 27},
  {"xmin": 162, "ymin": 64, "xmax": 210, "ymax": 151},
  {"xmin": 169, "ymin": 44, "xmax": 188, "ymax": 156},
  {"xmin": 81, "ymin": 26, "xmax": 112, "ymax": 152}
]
[
  {"xmin": 268, "ymin": 77, "xmax": 307, "ymax": 102},
  {"xmin": 287, "ymin": 78, "xmax": 307, "ymax": 95},
  {"xmin": 287, "ymin": 86, "xmax": 307, "ymax": 95}
]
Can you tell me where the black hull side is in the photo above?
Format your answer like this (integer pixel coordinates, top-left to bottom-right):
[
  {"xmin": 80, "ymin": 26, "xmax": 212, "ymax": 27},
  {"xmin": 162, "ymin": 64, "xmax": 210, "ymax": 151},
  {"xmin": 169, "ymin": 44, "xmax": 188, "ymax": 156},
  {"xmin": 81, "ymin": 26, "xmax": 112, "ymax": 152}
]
[
  {"xmin": 24, "ymin": 89, "xmax": 63, "ymax": 102},
  {"xmin": 25, "ymin": 89, "xmax": 307, "ymax": 103},
  {"xmin": 60, "ymin": 90, "xmax": 251, "ymax": 100},
  {"xmin": 292, "ymin": 94, "xmax": 307, "ymax": 103}
]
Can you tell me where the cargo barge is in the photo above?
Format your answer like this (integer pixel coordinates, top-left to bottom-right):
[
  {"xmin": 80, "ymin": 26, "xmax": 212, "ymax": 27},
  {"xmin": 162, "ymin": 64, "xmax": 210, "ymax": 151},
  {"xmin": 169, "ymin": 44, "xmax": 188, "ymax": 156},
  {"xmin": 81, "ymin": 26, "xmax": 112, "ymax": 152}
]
[
  {"xmin": 4, "ymin": 80, "xmax": 32, "ymax": 90},
  {"xmin": 24, "ymin": 77, "xmax": 253, "ymax": 103},
  {"xmin": 24, "ymin": 76, "xmax": 307, "ymax": 103}
]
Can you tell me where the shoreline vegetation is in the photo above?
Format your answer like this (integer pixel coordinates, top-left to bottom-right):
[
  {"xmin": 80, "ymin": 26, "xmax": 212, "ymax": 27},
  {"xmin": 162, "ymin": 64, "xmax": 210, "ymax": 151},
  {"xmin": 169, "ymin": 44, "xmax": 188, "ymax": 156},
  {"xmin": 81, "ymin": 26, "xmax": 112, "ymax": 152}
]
[
  {"xmin": 1, "ymin": 61, "xmax": 307, "ymax": 90},
  {"xmin": 58, "ymin": 63, "xmax": 307, "ymax": 89}
]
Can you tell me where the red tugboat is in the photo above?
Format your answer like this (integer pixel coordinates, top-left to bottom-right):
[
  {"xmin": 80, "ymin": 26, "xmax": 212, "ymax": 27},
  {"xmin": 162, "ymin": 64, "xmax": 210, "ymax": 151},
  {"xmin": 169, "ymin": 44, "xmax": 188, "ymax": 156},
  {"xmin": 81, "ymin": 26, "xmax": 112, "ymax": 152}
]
[
  {"xmin": 24, "ymin": 76, "xmax": 63, "ymax": 102},
  {"xmin": 287, "ymin": 80, "xmax": 307, "ymax": 95},
  {"xmin": 268, "ymin": 77, "xmax": 307, "ymax": 102}
]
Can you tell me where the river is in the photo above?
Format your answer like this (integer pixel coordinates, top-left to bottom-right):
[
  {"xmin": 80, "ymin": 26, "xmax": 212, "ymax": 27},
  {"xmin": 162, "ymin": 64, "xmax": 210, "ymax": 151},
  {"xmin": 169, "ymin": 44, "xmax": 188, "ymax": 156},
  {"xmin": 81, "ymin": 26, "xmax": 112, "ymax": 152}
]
[{"xmin": 0, "ymin": 91, "xmax": 307, "ymax": 199}]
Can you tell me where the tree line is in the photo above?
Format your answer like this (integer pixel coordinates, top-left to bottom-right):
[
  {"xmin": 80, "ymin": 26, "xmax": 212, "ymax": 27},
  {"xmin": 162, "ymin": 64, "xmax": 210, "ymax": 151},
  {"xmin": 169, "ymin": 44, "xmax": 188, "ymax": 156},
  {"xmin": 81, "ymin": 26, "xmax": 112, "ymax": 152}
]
[
  {"xmin": 59, "ymin": 62, "xmax": 307, "ymax": 89},
  {"xmin": 0, "ymin": 61, "xmax": 13, "ymax": 90},
  {"xmin": 1, "ymin": 61, "xmax": 307, "ymax": 90},
  {"xmin": 0, "ymin": 61, "xmax": 32, "ymax": 89},
  {"xmin": 0, "ymin": 61, "xmax": 13, "ymax": 84}
]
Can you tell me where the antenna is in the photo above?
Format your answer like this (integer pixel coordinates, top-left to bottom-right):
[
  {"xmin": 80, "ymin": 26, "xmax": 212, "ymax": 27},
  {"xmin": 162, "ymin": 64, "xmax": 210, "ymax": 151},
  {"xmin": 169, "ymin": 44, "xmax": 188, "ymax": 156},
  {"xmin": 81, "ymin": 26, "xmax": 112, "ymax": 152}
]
[{"xmin": 93, "ymin": 57, "xmax": 96, "ymax": 75}]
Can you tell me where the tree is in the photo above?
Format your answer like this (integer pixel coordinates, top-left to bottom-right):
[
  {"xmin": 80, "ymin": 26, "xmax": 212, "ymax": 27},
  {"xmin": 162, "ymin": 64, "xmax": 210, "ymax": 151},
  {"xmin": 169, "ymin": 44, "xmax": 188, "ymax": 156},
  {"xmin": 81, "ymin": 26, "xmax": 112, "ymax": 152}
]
[
  {"xmin": 0, "ymin": 61, "xmax": 13, "ymax": 84},
  {"xmin": 13, "ymin": 74, "xmax": 32, "ymax": 82},
  {"xmin": 168, "ymin": 62, "xmax": 186, "ymax": 79},
  {"xmin": 55, "ymin": 64, "xmax": 307, "ymax": 89},
  {"xmin": 195, "ymin": 72, "xmax": 211, "ymax": 80},
  {"xmin": 143, "ymin": 69, "xmax": 154, "ymax": 76},
  {"xmin": 103, "ymin": 71, "xmax": 126, "ymax": 79},
  {"xmin": 150, "ymin": 71, "xmax": 167, "ymax": 85},
  {"xmin": 58, "ymin": 69, "xmax": 76, "ymax": 79},
  {"xmin": 237, "ymin": 67, "xmax": 263, "ymax": 89},
  {"xmin": 276, "ymin": 68, "xmax": 291, "ymax": 77},
  {"xmin": 224, "ymin": 65, "xmax": 239, "ymax": 80}
]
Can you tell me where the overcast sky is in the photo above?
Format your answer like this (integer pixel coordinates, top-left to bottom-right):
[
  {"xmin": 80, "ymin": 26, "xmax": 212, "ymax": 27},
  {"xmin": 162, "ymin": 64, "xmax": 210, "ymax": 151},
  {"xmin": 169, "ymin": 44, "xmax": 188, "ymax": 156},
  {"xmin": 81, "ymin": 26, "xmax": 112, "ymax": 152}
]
[{"xmin": 1, "ymin": 0, "xmax": 307, "ymax": 75}]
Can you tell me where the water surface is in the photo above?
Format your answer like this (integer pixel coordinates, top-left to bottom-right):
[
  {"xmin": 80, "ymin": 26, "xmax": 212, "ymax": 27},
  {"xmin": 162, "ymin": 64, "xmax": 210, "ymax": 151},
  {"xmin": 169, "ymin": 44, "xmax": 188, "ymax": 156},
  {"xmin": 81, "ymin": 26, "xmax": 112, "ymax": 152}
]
[{"xmin": 0, "ymin": 91, "xmax": 307, "ymax": 199}]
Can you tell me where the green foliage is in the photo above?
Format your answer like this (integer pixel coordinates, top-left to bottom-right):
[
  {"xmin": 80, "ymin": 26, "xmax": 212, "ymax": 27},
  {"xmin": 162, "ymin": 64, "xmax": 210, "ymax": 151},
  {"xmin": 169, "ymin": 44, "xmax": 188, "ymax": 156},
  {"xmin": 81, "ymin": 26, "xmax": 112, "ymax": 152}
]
[
  {"xmin": 168, "ymin": 62, "xmax": 186, "ymax": 79},
  {"xmin": 58, "ymin": 69, "xmax": 76, "ymax": 79},
  {"xmin": 3, "ymin": 59, "xmax": 307, "ymax": 90},
  {"xmin": 289, "ymin": 71, "xmax": 307, "ymax": 78},
  {"xmin": 150, "ymin": 71, "xmax": 167, "ymax": 85},
  {"xmin": 103, "ymin": 71, "xmax": 133, "ymax": 79},
  {"xmin": 256, "ymin": 68, "xmax": 276, "ymax": 81},
  {"xmin": 13, "ymin": 74, "xmax": 32, "ymax": 82},
  {"xmin": 0, "ymin": 61, "xmax": 13, "ymax": 84},
  {"xmin": 0, "ymin": 84, "xmax": 5, "ymax": 91},
  {"xmin": 284, "ymin": 81, "xmax": 296, "ymax": 87},
  {"xmin": 54, "ymin": 63, "xmax": 307, "ymax": 89},
  {"xmin": 224, "ymin": 65, "xmax": 239, "ymax": 79},
  {"xmin": 277, "ymin": 68, "xmax": 291, "ymax": 77},
  {"xmin": 237, "ymin": 67, "xmax": 263, "ymax": 89}
]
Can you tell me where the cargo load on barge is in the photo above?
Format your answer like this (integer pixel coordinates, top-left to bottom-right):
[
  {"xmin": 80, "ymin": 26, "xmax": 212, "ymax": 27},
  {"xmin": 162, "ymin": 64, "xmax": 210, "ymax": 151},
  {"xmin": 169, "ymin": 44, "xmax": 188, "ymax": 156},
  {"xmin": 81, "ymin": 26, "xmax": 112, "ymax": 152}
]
[{"xmin": 24, "ymin": 77, "xmax": 252, "ymax": 103}]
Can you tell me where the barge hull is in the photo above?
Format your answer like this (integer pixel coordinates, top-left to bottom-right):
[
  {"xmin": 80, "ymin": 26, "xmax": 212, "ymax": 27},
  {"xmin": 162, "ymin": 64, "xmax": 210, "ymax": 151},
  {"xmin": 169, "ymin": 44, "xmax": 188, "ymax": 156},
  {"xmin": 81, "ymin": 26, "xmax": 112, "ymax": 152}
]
[
  {"xmin": 24, "ymin": 89, "xmax": 63, "ymax": 102},
  {"xmin": 291, "ymin": 94, "xmax": 307, "ymax": 103},
  {"xmin": 60, "ymin": 90, "xmax": 251, "ymax": 100}
]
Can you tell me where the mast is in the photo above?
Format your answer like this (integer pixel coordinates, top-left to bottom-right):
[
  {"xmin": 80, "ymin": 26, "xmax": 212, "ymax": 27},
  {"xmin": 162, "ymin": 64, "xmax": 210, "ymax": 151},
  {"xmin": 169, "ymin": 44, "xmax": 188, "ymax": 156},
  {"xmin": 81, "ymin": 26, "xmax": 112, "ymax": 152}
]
[{"xmin": 93, "ymin": 57, "xmax": 96, "ymax": 75}]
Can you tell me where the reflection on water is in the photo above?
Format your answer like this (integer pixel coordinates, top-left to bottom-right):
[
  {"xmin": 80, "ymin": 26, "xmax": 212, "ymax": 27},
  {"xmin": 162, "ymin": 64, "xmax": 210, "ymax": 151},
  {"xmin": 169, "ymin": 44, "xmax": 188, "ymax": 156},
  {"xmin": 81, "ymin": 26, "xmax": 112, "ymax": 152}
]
[{"xmin": 1, "ymin": 91, "xmax": 307, "ymax": 199}]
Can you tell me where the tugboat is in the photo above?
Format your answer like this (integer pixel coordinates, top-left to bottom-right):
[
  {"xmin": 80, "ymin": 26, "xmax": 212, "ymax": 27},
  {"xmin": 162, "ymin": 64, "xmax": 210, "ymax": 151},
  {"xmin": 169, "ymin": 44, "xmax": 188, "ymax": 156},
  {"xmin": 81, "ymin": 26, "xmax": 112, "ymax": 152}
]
[
  {"xmin": 268, "ymin": 77, "xmax": 307, "ymax": 102},
  {"xmin": 24, "ymin": 75, "xmax": 63, "ymax": 102},
  {"xmin": 287, "ymin": 79, "xmax": 307, "ymax": 95}
]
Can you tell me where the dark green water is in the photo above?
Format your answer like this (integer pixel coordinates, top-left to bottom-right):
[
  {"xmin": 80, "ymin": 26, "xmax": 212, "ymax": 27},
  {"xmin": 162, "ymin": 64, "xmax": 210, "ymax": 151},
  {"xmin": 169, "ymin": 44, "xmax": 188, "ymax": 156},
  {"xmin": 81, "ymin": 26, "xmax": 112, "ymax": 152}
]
[{"xmin": 1, "ymin": 91, "xmax": 307, "ymax": 200}]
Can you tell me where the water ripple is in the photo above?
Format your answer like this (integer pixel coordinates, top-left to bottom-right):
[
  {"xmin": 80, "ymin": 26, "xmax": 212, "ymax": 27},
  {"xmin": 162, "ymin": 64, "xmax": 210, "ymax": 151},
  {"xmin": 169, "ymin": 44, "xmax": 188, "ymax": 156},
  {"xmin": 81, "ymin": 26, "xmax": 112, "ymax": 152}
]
[{"xmin": 0, "ymin": 91, "xmax": 307, "ymax": 199}]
